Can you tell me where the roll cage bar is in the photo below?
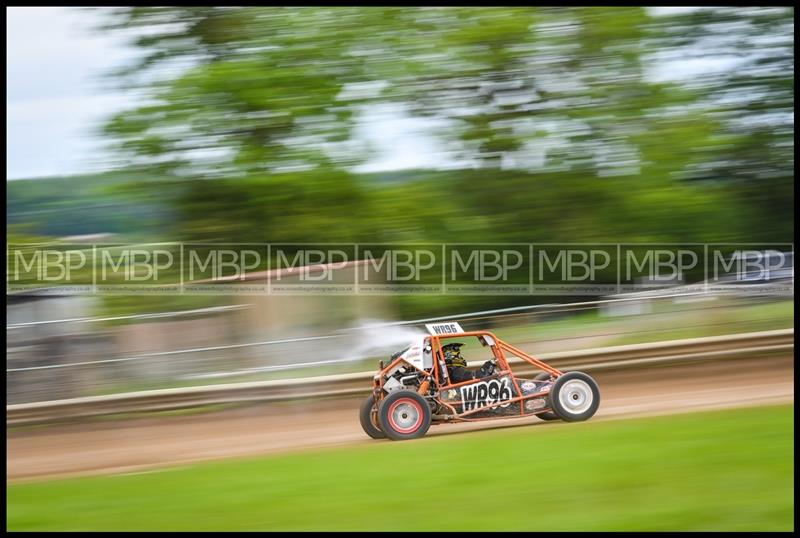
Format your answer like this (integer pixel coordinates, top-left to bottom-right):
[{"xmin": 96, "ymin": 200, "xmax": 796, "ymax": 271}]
[{"xmin": 376, "ymin": 330, "xmax": 563, "ymax": 391}]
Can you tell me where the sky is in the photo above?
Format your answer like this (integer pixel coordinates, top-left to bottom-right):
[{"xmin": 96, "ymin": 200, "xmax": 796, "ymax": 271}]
[
  {"xmin": 6, "ymin": 6, "xmax": 459, "ymax": 180},
  {"xmin": 6, "ymin": 7, "xmax": 718, "ymax": 180},
  {"xmin": 6, "ymin": 7, "xmax": 137, "ymax": 179}
]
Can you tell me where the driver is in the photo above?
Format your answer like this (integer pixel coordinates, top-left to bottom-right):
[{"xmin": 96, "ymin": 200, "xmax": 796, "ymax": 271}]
[{"xmin": 442, "ymin": 342, "xmax": 496, "ymax": 383}]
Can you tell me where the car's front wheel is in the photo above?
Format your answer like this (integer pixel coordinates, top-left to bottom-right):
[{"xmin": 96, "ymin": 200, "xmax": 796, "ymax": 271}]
[
  {"xmin": 359, "ymin": 394, "xmax": 386, "ymax": 439},
  {"xmin": 548, "ymin": 371, "xmax": 600, "ymax": 422},
  {"xmin": 377, "ymin": 391, "xmax": 431, "ymax": 441}
]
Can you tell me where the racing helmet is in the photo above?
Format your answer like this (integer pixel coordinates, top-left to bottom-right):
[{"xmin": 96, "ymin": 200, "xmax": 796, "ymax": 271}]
[{"xmin": 442, "ymin": 342, "xmax": 467, "ymax": 368}]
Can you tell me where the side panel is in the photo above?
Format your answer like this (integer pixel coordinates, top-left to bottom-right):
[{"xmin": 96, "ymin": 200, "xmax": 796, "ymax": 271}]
[
  {"xmin": 515, "ymin": 377, "xmax": 553, "ymax": 414},
  {"xmin": 437, "ymin": 375, "xmax": 554, "ymax": 418},
  {"xmin": 438, "ymin": 374, "xmax": 520, "ymax": 418},
  {"xmin": 398, "ymin": 338, "xmax": 431, "ymax": 370}
]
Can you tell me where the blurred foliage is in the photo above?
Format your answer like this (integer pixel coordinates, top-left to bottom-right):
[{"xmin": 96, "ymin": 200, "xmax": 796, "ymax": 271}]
[
  {"xmin": 6, "ymin": 172, "xmax": 173, "ymax": 238},
  {"xmin": 94, "ymin": 6, "xmax": 793, "ymax": 243},
  {"xmin": 6, "ymin": 7, "xmax": 794, "ymax": 318},
  {"xmin": 649, "ymin": 7, "xmax": 794, "ymax": 241}
]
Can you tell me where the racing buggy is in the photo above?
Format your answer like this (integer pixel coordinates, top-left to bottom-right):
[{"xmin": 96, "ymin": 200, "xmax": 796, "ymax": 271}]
[{"xmin": 360, "ymin": 322, "xmax": 600, "ymax": 441}]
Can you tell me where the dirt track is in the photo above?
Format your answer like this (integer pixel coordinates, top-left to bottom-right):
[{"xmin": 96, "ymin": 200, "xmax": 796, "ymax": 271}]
[{"xmin": 7, "ymin": 355, "xmax": 794, "ymax": 482}]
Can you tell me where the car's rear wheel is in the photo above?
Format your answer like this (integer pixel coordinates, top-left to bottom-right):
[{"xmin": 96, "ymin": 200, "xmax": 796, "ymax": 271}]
[
  {"xmin": 548, "ymin": 371, "xmax": 600, "ymax": 422},
  {"xmin": 533, "ymin": 372, "xmax": 560, "ymax": 421},
  {"xmin": 377, "ymin": 391, "xmax": 431, "ymax": 441},
  {"xmin": 359, "ymin": 394, "xmax": 386, "ymax": 439}
]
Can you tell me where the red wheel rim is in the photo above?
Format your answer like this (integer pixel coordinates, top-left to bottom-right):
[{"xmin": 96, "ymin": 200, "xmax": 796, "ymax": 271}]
[{"xmin": 387, "ymin": 398, "xmax": 424, "ymax": 434}]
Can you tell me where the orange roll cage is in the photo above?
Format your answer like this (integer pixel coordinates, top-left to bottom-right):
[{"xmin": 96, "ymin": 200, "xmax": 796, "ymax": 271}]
[{"xmin": 373, "ymin": 330, "xmax": 564, "ymax": 422}]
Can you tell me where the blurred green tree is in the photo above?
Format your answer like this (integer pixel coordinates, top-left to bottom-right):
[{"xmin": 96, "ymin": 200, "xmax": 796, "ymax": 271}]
[
  {"xmin": 649, "ymin": 7, "xmax": 794, "ymax": 242},
  {"xmin": 95, "ymin": 7, "xmax": 791, "ymax": 248}
]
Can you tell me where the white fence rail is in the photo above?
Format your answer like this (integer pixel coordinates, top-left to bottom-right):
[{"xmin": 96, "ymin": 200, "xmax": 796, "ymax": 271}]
[{"xmin": 7, "ymin": 329, "xmax": 792, "ymax": 426}]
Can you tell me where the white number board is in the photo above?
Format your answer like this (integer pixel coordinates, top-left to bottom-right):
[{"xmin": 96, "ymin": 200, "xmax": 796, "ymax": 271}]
[{"xmin": 425, "ymin": 322, "xmax": 465, "ymax": 336}]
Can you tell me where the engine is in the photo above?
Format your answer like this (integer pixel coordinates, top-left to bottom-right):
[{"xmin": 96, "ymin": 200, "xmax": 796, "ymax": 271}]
[
  {"xmin": 379, "ymin": 359, "xmax": 444, "ymax": 416},
  {"xmin": 381, "ymin": 361, "xmax": 423, "ymax": 394}
]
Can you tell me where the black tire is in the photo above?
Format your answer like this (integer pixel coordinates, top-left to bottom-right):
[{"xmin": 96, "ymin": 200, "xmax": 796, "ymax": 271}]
[
  {"xmin": 548, "ymin": 371, "xmax": 600, "ymax": 422},
  {"xmin": 359, "ymin": 394, "xmax": 386, "ymax": 439},
  {"xmin": 377, "ymin": 391, "xmax": 432, "ymax": 441},
  {"xmin": 533, "ymin": 372, "xmax": 560, "ymax": 421}
]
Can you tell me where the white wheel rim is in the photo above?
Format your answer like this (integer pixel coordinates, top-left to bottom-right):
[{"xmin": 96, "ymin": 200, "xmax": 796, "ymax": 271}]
[
  {"xmin": 558, "ymin": 380, "xmax": 593, "ymax": 415},
  {"xmin": 391, "ymin": 402, "xmax": 420, "ymax": 431}
]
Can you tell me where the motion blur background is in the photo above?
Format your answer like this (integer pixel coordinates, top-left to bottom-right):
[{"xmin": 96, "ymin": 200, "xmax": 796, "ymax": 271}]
[{"xmin": 6, "ymin": 6, "xmax": 794, "ymax": 532}]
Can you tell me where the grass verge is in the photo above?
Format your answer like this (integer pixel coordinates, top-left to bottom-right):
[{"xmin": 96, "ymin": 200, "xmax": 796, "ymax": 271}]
[{"xmin": 7, "ymin": 404, "xmax": 793, "ymax": 531}]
